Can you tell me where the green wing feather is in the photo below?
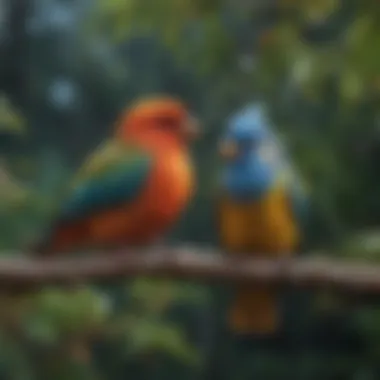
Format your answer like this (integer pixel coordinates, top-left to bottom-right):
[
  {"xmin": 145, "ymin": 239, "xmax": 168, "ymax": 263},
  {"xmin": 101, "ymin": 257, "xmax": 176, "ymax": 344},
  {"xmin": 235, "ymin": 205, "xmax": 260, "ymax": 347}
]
[{"xmin": 58, "ymin": 139, "xmax": 153, "ymax": 222}]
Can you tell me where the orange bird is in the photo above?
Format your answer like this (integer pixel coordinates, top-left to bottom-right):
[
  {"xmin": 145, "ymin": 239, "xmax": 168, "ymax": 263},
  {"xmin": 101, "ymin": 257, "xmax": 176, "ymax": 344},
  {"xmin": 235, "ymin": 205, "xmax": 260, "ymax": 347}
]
[{"xmin": 35, "ymin": 96, "xmax": 199, "ymax": 255}]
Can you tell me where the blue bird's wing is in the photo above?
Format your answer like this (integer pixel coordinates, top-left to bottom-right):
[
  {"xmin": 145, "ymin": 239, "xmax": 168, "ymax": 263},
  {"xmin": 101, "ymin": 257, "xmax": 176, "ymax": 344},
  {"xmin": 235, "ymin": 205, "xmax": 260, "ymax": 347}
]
[{"xmin": 256, "ymin": 121, "xmax": 309, "ymax": 226}]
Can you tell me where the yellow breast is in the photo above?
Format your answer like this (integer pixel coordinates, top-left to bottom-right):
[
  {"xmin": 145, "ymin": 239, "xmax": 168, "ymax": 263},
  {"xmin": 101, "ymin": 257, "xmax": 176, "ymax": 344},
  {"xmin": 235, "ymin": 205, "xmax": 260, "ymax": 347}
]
[{"xmin": 219, "ymin": 185, "xmax": 299, "ymax": 255}]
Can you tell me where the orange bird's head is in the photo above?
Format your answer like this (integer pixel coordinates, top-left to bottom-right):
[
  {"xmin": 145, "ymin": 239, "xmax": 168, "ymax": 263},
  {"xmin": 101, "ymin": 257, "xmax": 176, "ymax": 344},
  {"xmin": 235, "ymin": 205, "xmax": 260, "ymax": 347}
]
[{"xmin": 116, "ymin": 96, "xmax": 200, "ymax": 151}]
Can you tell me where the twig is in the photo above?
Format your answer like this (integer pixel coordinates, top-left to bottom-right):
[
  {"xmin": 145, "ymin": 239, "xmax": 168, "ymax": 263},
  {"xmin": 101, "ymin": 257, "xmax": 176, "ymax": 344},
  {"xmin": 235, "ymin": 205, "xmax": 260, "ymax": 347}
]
[{"xmin": 0, "ymin": 248, "xmax": 378, "ymax": 295}]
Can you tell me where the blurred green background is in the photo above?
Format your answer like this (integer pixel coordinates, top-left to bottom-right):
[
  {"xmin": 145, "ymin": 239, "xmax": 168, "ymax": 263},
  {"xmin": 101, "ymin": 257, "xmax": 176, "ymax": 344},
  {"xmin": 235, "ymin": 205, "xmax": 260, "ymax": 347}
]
[{"xmin": 1, "ymin": 0, "xmax": 380, "ymax": 378}]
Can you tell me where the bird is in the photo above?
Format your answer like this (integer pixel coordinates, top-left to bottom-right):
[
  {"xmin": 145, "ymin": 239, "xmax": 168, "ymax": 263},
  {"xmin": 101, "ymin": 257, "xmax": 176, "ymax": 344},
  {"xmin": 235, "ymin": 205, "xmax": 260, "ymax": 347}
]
[
  {"xmin": 218, "ymin": 103, "xmax": 308, "ymax": 338},
  {"xmin": 34, "ymin": 96, "xmax": 199, "ymax": 256}
]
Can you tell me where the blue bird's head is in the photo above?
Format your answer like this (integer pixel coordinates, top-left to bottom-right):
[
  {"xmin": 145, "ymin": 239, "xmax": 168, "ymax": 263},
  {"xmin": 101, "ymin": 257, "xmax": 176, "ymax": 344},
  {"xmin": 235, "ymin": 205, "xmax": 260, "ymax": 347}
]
[
  {"xmin": 219, "ymin": 105, "xmax": 276, "ymax": 200},
  {"xmin": 219, "ymin": 106, "xmax": 267, "ymax": 159}
]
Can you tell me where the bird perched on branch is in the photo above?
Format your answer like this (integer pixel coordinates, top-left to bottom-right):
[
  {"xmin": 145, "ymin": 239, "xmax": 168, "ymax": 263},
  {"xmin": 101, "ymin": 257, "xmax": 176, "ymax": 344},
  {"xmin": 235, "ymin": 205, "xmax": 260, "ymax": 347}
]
[
  {"xmin": 34, "ymin": 96, "xmax": 199, "ymax": 256},
  {"xmin": 218, "ymin": 103, "xmax": 308, "ymax": 338}
]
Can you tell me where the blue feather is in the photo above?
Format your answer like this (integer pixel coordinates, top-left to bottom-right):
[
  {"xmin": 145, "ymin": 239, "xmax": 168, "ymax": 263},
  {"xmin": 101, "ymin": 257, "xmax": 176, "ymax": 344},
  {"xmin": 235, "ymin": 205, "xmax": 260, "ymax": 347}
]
[
  {"xmin": 222, "ymin": 153, "xmax": 275, "ymax": 201},
  {"xmin": 224, "ymin": 104, "xmax": 269, "ymax": 145}
]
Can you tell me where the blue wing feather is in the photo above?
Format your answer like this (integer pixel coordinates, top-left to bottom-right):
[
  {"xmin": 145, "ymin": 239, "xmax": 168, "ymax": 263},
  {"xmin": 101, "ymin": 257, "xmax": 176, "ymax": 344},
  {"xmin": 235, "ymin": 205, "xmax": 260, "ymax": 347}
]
[{"xmin": 244, "ymin": 103, "xmax": 309, "ymax": 223}]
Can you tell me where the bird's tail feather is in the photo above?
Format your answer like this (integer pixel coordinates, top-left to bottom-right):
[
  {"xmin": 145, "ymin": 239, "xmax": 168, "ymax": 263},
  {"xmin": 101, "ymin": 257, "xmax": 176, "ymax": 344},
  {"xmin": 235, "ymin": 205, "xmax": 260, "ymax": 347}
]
[
  {"xmin": 29, "ymin": 221, "xmax": 87, "ymax": 257},
  {"xmin": 229, "ymin": 284, "xmax": 279, "ymax": 336}
]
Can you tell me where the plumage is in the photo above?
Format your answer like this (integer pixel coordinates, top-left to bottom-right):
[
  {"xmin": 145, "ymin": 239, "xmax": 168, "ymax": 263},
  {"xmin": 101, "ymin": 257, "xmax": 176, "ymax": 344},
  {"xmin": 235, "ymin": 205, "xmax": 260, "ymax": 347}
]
[
  {"xmin": 36, "ymin": 96, "xmax": 198, "ymax": 255},
  {"xmin": 60, "ymin": 141, "xmax": 153, "ymax": 222},
  {"xmin": 219, "ymin": 103, "xmax": 306, "ymax": 336}
]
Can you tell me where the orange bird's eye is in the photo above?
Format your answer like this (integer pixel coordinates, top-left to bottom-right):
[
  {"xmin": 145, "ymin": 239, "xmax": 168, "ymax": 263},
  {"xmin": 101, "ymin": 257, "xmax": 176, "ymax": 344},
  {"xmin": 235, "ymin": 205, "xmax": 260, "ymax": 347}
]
[{"xmin": 154, "ymin": 116, "xmax": 178, "ymax": 130}]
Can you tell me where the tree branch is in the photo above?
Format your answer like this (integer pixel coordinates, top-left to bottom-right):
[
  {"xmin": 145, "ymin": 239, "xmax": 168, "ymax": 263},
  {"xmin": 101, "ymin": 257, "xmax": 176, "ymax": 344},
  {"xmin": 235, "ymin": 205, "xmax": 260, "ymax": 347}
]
[{"xmin": 0, "ymin": 248, "xmax": 379, "ymax": 295}]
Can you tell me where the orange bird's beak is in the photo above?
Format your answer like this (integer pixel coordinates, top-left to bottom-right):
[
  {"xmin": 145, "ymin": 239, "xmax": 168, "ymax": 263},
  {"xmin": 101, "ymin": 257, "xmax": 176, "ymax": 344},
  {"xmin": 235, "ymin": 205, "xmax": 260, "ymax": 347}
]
[{"xmin": 219, "ymin": 139, "xmax": 239, "ymax": 160}]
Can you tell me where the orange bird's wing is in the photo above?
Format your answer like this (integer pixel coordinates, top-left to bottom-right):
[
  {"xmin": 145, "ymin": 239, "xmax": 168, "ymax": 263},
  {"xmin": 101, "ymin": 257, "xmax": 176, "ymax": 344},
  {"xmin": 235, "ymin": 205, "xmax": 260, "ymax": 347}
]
[{"xmin": 35, "ymin": 140, "xmax": 154, "ymax": 255}]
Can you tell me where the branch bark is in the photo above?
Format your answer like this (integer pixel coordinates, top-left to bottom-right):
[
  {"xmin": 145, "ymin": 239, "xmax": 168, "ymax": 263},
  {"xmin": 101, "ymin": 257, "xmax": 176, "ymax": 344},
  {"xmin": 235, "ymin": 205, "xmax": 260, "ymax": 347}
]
[{"xmin": 0, "ymin": 248, "xmax": 379, "ymax": 295}]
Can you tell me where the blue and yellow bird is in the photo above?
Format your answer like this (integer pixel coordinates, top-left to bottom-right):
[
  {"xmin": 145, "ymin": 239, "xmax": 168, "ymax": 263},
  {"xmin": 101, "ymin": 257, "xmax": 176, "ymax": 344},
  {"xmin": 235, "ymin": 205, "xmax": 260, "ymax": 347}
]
[{"xmin": 218, "ymin": 104, "xmax": 307, "ymax": 337}]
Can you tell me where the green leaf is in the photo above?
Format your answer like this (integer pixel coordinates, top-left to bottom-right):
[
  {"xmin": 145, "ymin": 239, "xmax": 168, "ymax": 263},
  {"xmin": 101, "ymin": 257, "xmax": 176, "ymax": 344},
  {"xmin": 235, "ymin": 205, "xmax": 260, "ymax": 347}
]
[
  {"xmin": 124, "ymin": 317, "xmax": 200, "ymax": 366},
  {"xmin": 29, "ymin": 287, "xmax": 111, "ymax": 339},
  {"xmin": 338, "ymin": 230, "xmax": 380, "ymax": 261},
  {"xmin": 339, "ymin": 69, "xmax": 365, "ymax": 104},
  {"xmin": 0, "ymin": 95, "xmax": 26, "ymax": 137},
  {"xmin": 129, "ymin": 278, "xmax": 209, "ymax": 314}
]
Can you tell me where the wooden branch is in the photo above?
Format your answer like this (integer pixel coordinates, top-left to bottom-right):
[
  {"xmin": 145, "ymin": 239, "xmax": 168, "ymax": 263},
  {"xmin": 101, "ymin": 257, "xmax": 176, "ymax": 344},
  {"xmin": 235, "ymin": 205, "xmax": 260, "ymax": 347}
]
[{"xmin": 0, "ymin": 247, "xmax": 379, "ymax": 295}]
